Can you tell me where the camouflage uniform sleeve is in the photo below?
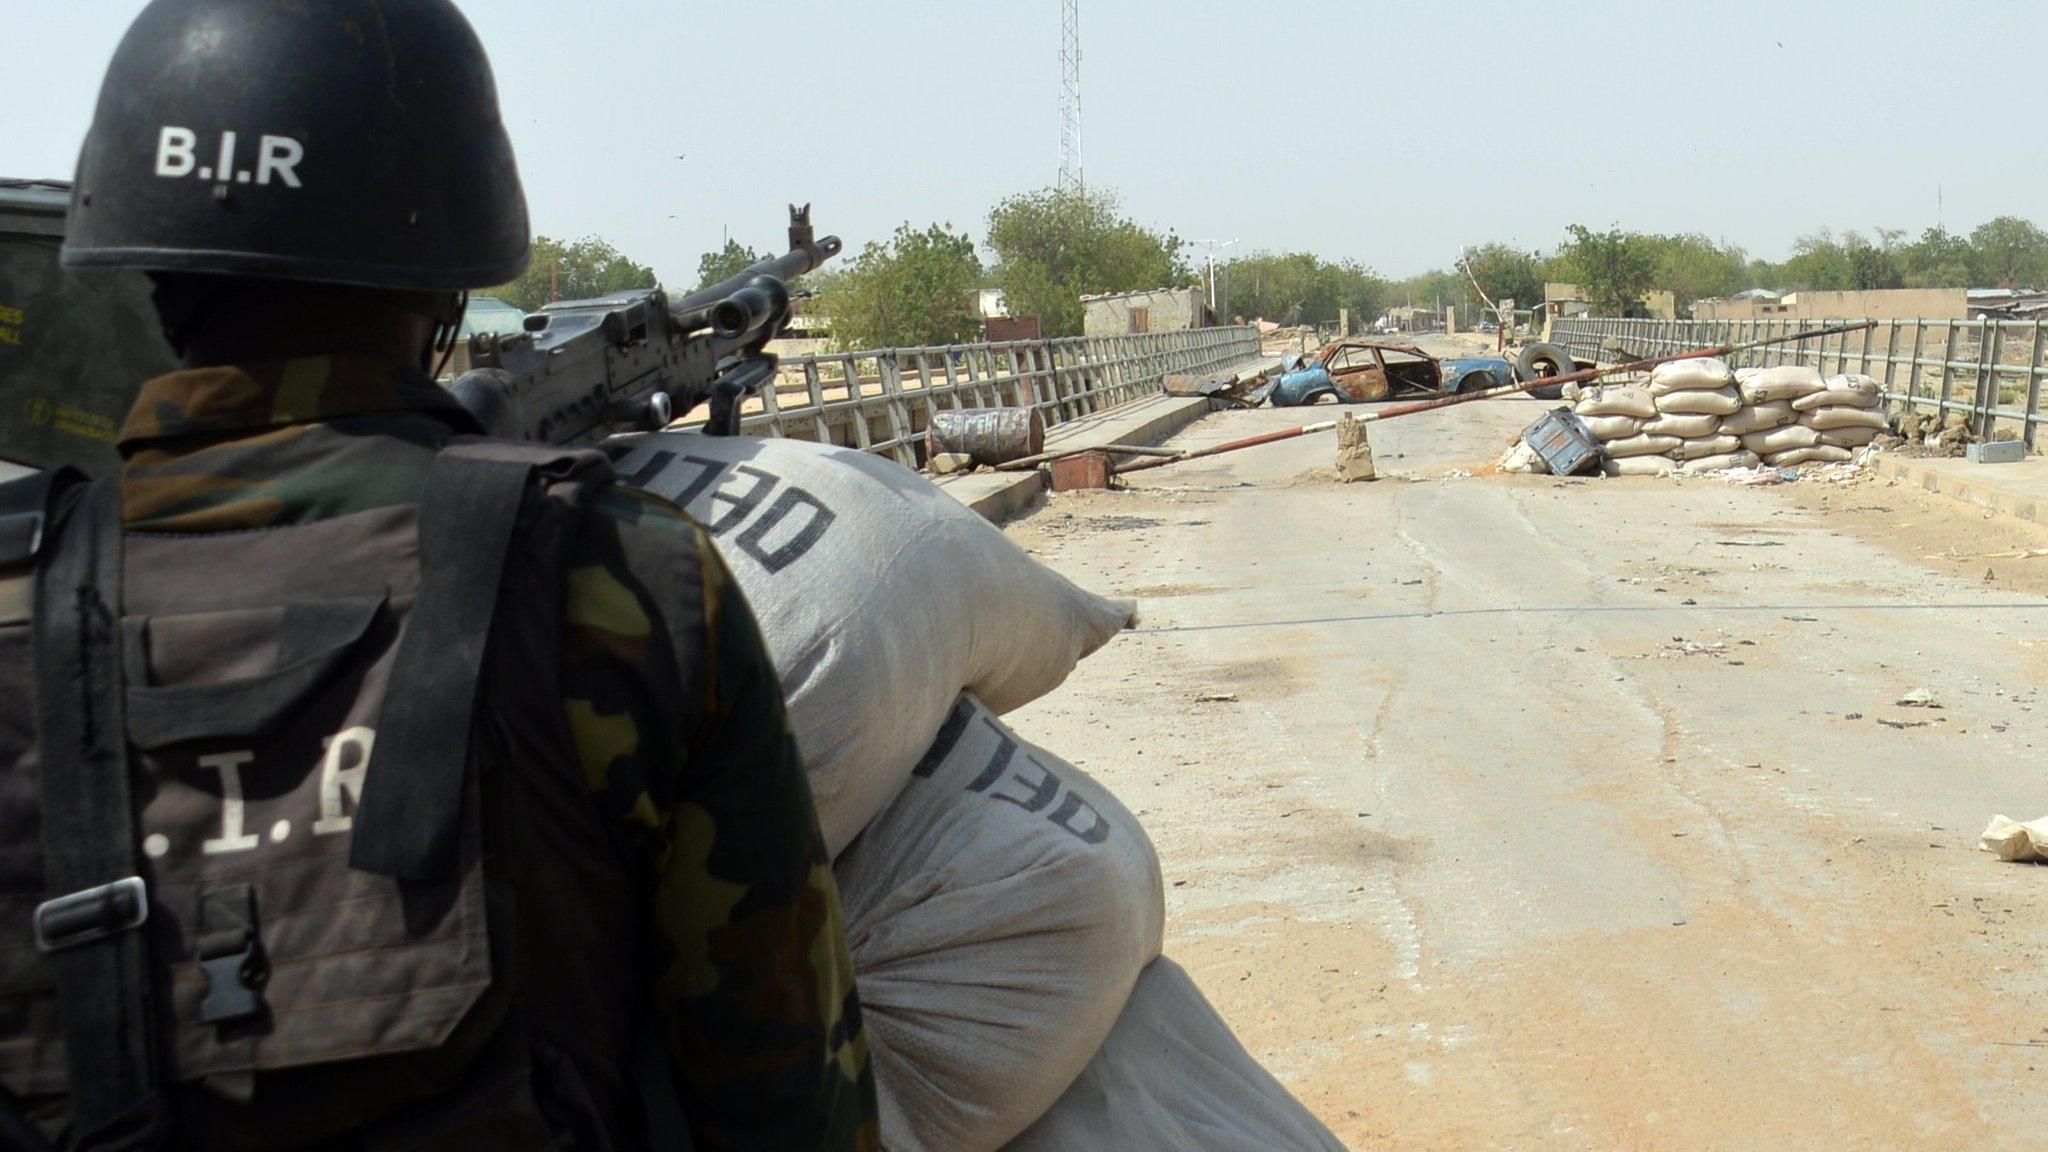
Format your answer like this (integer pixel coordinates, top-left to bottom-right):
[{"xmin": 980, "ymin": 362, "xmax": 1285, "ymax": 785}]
[{"xmin": 561, "ymin": 485, "xmax": 878, "ymax": 1152}]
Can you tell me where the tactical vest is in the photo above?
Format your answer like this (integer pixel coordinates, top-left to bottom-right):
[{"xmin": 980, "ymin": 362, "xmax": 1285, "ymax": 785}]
[{"xmin": 0, "ymin": 440, "xmax": 686, "ymax": 1151}]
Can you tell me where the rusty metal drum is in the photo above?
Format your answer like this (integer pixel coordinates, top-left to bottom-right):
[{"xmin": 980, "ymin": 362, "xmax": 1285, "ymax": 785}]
[{"xmin": 928, "ymin": 406, "xmax": 1046, "ymax": 466}]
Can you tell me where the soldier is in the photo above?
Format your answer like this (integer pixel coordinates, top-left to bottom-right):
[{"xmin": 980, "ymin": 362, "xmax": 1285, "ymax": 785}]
[{"xmin": 0, "ymin": 1, "xmax": 877, "ymax": 1149}]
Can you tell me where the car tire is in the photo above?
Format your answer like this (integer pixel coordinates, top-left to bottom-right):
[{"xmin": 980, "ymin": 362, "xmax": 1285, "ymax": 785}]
[{"xmin": 1516, "ymin": 342, "xmax": 1575, "ymax": 400}]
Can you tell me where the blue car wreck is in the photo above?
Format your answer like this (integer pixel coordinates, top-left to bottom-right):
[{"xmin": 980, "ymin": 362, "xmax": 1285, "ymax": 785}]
[{"xmin": 1259, "ymin": 339, "xmax": 1576, "ymax": 407}]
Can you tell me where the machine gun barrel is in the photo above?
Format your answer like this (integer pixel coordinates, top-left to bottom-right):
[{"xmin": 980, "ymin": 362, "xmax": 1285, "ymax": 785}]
[{"xmin": 671, "ymin": 237, "xmax": 843, "ymax": 337}]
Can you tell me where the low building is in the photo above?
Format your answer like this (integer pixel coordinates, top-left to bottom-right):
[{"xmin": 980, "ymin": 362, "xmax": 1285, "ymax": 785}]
[
  {"xmin": 1692, "ymin": 288, "xmax": 1968, "ymax": 322},
  {"xmin": 1967, "ymin": 288, "xmax": 2048, "ymax": 320},
  {"xmin": 1081, "ymin": 287, "xmax": 1215, "ymax": 337},
  {"xmin": 983, "ymin": 315, "xmax": 1042, "ymax": 343},
  {"xmin": 456, "ymin": 295, "xmax": 527, "ymax": 341},
  {"xmin": 1382, "ymin": 305, "xmax": 1440, "ymax": 333},
  {"xmin": 765, "ymin": 308, "xmax": 832, "ymax": 359},
  {"xmin": 1545, "ymin": 282, "xmax": 1676, "ymax": 321}
]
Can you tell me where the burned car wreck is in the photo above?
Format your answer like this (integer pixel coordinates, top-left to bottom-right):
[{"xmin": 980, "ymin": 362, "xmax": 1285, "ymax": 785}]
[{"xmin": 1257, "ymin": 339, "xmax": 1577, "ymax": 407}]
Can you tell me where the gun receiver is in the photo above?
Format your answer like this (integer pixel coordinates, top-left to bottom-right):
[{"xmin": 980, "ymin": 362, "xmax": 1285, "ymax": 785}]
[{"xmin": 451, "ymin": 205, "xmax": 842, "ymax": 445}]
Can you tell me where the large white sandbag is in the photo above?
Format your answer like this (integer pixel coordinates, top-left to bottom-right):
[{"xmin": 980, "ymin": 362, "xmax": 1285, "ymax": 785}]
[
  {"xmin": 1580, "ymin": 414, "xmax": 1645, "ymax": 441},
  {"xmin": 1793, "ymin": 378, "xmax": 1884, "ymax": 411},
  {"xmin": 1642, "ymin": 412, "xmax": 1720, "ymax": 439},
  {"xmin": 1601, "ymin": 455, "xmax": 1676, "ymax": 477},
  {"xmin": 1762, "ymin": 445, "xmax": 1854, "ymax": 467},
  {"xmin": 1672, "ymin": 433, "xmax": 1741, "ymax": 461},
  {"xmin": 1604, "ymin": 432, "xmax": 1684, "ymax": 458},
  {"xmin": 1003, "ymin": 958, "xmax": 1347, "ymax": 1152},
  {"xmin": 1740, "ymin": 424, "xmax": 1821, "ymax": 454},
  {"xmin": 1822, "ymin": 372, "xmax": 1883, "ymax": 394},
  {"xmin": 1739, "ymin": 365, "xmax": 1826, "ymax": 404},
  {"xmin": 1647, "ymin": 357, "xmax": 1734, "ymax": 394},
  {"xmin": 1573, "ymin": 384, "xmax": 1658, "ymax": 419},
  {"xmin": 1804, "ymin": 405, "xmax": 1889, "ymax": 432},
  {"xmin": 1721, "ymin": 401, "xmax": 1798, "ymax": 435},
  {"xmin": 1679, "ymin": 449, "xmax": 1763, "ymax": 474},
  {"xmin": 1819, "ymin": 425, "xmax": 1881, "ymax": 448},
  {"xmin": 1655, "ymin": 386, "xmax": 1742, "ymax": 416},
  {"xmin": 610, "ymin": 433, "xmax": 1132, "ymax": 855},
  {"xmin": 837, "ymin": 695, "xmax": 1165, "ymax": 1152}
]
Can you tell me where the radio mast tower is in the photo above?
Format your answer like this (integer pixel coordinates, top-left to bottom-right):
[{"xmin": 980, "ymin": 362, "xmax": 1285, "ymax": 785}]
[{"xmin": 1058, "ymin": 0, "xmax": 1082, "ymax": 191}]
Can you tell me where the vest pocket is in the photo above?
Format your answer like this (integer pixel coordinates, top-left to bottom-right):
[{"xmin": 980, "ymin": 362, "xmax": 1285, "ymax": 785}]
[
  {"xmin": 122, "ymin": 587, "xmax": 495, "ymax": 1082},
  {"xmin": 126, "ymin": 594, "xmax": 390, "ymax": 750}
]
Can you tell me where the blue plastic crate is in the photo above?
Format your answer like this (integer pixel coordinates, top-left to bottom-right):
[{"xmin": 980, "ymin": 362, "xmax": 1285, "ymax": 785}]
[{"xmin": 1523, "ymin": 407, "xmax": 1601, "ymax": 476}]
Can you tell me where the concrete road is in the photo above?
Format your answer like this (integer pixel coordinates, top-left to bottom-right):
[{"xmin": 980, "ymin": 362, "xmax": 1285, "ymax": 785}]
[{"xmin": 1004, "ymin": 383, "xmax": 2048, "ymax": 1150}]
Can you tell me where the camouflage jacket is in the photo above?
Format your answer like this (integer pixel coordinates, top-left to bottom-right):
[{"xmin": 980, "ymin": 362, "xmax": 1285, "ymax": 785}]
[{"xmin": 106, "ymin": 354, "xmax": 878, "ymax": 1151}]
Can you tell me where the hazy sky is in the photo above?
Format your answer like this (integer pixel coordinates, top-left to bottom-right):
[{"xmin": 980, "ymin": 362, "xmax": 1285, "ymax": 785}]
[{"xmin": 12, "ymin": 2, "xmax": 2046, "ymax": 286}]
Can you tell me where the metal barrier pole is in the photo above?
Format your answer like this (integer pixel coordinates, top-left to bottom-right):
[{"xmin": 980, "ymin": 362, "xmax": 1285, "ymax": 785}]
[
  {"xmin": 1939, "ymin": 323, "xmax": 1959, "ymax": 422},
  {"xmin": 2028, "ymin": 320, "xmax": 2046, "ymax": 451},
  {"xmin": 1977, "ymin": 321, "xmax": 2004, "ymax": 442}
]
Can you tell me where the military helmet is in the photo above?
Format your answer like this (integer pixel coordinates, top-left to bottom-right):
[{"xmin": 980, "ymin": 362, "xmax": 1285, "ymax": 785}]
[{"xmin": 61, "ymin": 0, "xmax": 529, "ymax": 291}]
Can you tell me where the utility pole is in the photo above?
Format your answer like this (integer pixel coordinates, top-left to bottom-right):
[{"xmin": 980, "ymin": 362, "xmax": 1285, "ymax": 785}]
[
  {"xmin": 1191, "ymin": 238, "xmax": 1239, "ymax": 313},
  {"xmin": 1058, "ymin": 0, "xmax": 1082, "ymax": 192}
]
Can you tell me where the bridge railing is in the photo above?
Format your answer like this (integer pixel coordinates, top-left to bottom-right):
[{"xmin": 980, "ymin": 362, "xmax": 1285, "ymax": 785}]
[
  {"xmin": 1553, "ymin": 317, "xmax": 2048, "ymax": 449},
  {"xmin": 704, "ymin": 326, "xmax": 1263, "ymax": 467}
]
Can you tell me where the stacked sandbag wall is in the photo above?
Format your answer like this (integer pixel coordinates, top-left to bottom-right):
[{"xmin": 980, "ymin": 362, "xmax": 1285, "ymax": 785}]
[
  {"xmin": 609, "ymin": 432, "xmax": 1342, "ymax": 1152},
  {"xmin": 1567, "ymin": 359, "xmax": 1885, "ymax": 477}
]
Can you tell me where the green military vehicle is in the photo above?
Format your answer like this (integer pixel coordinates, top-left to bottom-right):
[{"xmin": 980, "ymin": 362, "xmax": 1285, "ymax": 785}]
[{"xmin": 0, "ymin": 177, "xmax": 177, "ymax": 479}]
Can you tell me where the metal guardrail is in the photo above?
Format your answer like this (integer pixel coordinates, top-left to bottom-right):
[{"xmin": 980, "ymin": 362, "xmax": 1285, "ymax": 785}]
[
  {"xmin": 1553, "ymin": 317, "xmax": 2048, "ymax": 449},
  {"xmin": 725, "ymin": 326, "xmax": 1263, "ymax": 466}
]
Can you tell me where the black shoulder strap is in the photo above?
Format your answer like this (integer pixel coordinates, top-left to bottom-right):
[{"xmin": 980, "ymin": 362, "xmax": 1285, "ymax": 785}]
[
  {"xmin": 31, "ymin": 476, "xmax": 170, "ymax": 1150},
  {"xmin": 349, "ymin": 442, "xmax": 607, "ymax": 881},
  {"xmin": 348, "ymin": 450, "xmax": 536, "ymax": 881}
]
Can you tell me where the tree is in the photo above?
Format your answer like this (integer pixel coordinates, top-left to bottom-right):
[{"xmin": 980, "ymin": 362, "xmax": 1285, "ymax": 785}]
[
  {"xmin": 1459, "ymin": 243, "xmax": 1545, "ymax": 313},
  {"xmin": 1778, "ymin": 229, "xmax": 1854, "ymax": 291},
  {"xmin": 985, "ymin": 187, "xmax": 1187, "ymax": 337},
  {"xmin": 1220, "ymin": 252, "xmax": 1388, "ymax": 328},
  {"xmin": 1968, "ymin": 215, "xmax": 2048, "ymax": 288},
  {"xmin": 1557, "ymin": 225, "xmax": 1657, "ymax": 317},
  {"xmin": 1774, "ymin": 229, "xmax": 1905, "ymax": 292},
  {"xmin": 1640, "ymin": 233, "xmax": 1748, "ymax": 307},
  {"xmin": 491, "ymin": 235, "xmax": 656, "ymax": 311},
  {"xmin": 815, "ymin": 222, "xmax": 983, "ymax": 350},
  {"xmin": 695, "ymin": 238, "xmax": 765, "ymax": 291},
  {"xmin": 1843, "ymin": 232, "xmax": 1904, "ymax": 291},
  {"xmin": 1898, "ymin": 227, "xmax": 1973, "ymax": 288}
]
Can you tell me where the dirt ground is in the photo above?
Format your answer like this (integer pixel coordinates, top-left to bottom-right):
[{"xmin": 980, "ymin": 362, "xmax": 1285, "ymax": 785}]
[
  {"xmin": 1003, "ymin": 396, "xmax": 2048, "ymax": 1151},
  {"xmin": 1779, "ymin": 470, "xmax": 2048, "ymax": 600}
]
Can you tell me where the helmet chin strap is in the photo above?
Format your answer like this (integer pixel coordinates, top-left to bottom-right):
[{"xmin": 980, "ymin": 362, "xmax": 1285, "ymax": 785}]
[{"xmin": 425, "ymin": 291, "xmax": 468, "ymax": 377}]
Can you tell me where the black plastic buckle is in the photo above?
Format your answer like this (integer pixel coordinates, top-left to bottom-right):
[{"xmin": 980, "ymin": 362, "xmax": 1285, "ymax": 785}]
[
  {"xmin": 32, "ymin": 876, "xmax": 149, "ymax": 953},
  {"xmin": 197, "ymin": 885, "xmax": 267, "ymax": 1026},
  {"xmin": 197, "ymin": 948, "xmax": 266, "ymax": 1025}
]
